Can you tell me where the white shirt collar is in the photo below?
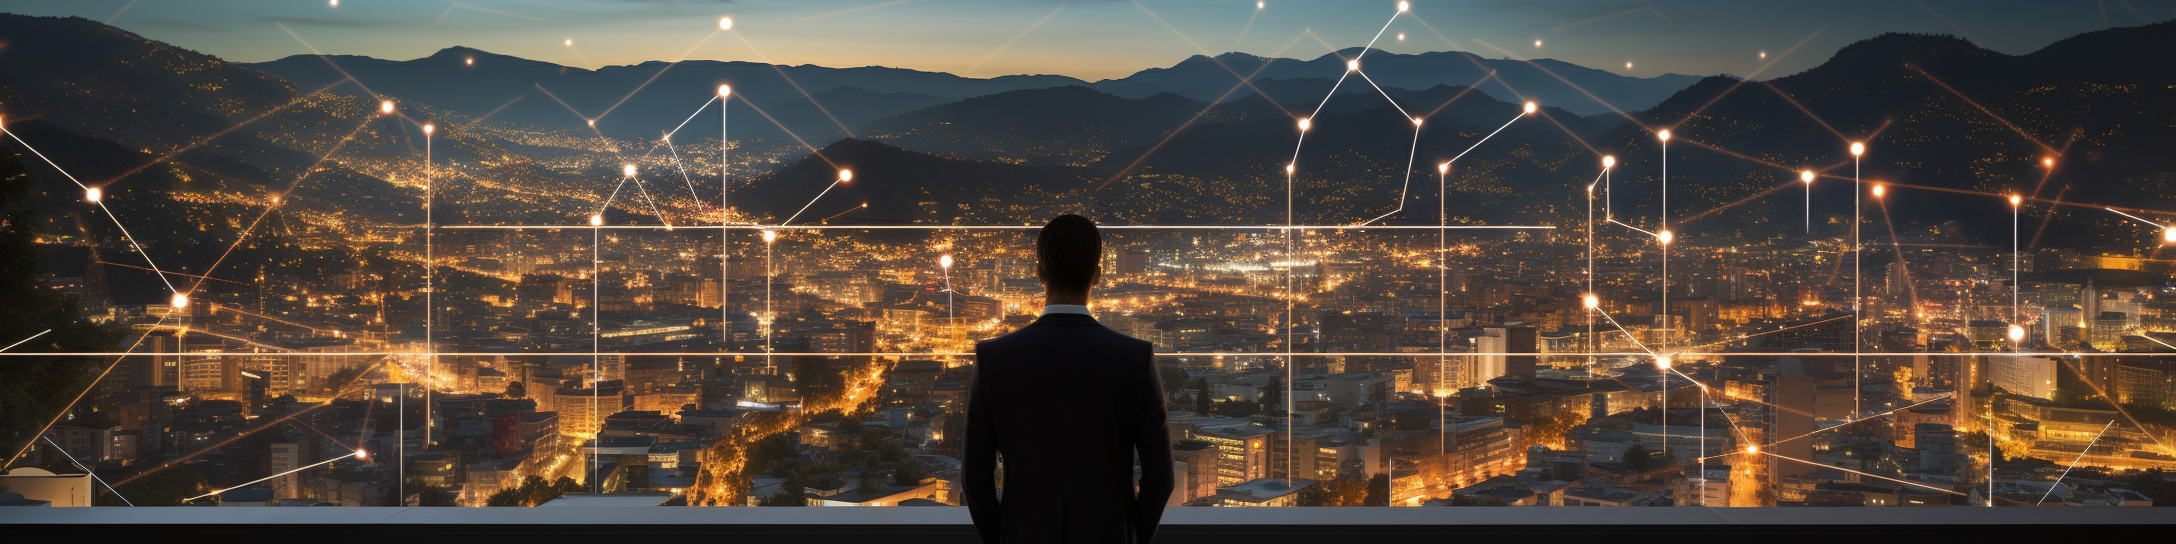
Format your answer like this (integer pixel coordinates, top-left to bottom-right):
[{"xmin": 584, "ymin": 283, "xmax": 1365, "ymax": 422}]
[{"xmin": 1040, "ymin": 304, "xmax": 1092, "ymax": 316}]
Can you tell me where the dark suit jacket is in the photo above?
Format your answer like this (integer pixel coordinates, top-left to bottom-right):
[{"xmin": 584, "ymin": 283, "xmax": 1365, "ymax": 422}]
[{"xmin": 964, "ymin": 312, "xmax": 1173, "ymax": 544}]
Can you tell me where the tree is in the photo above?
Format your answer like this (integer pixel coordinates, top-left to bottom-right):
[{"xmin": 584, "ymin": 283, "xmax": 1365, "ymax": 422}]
[
  {"xmin": 759, "ymin": 489, "xmax": 806, "ymax": 506},
  {"xmin": 114, "ymin": 465, "xmax": 213, "ymax": 506},
  {"xmin": 1191, "ymin": 377, "xmax": 1211, "ymax": 414},
  {"xmin": 857, "ymin": 474, "xmax": 885, "ymax": 496},
  {"xmin": 1260, "ymin": 376, "xmax": 1284, "ymax": 413},
  {"xmin": 0, "ymin": 151, "xmax": 122, "ymax": 470},
  {"xmin": 405, "ymin": 477, "xmax": 456, "ymax": 506},
  {"xmin": 1363, "ymin": 473, "xmax": 1391, "ymax": 506},
  {"xmin": 1296, "ymin": 476, "xmax": 1370, "ymax": 506},
  {"xmin": 1622, "ymin": 443, "xmax": 1656, "ymax": 472},
  {"xmin": 505, "ymin": 380, "xmax": 526, "ymax": 399},
  {"xmin": 893, "ymin": 461, "xmax": 926, "ymax": 486},
  {"xmin": 486, "ymin": 475, "xmax": 580, "ymax": 507}
]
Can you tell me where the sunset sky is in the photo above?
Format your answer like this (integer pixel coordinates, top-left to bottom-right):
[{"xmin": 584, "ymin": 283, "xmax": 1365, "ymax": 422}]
[{"xmin": 2, "ymin": 0, "xmax": 2168, "ymax": 81}]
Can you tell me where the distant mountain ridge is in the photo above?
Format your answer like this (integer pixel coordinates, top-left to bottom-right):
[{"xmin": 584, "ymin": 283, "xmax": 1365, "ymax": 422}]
[{"xmin": 1088, "ymin": 48, "xmax": 1705, "ymax": 117}]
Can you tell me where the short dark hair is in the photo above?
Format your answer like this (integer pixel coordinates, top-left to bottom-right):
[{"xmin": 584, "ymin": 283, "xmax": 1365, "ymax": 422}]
[{"xmin": 1035, "ymin": 214, "xmax": 1102, "ymax": 293}]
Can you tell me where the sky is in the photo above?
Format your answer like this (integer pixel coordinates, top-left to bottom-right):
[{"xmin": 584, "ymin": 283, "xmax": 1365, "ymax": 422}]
[{"xmin": 1, "ymin": 0, "xmax": 2171, "ymax": 81}]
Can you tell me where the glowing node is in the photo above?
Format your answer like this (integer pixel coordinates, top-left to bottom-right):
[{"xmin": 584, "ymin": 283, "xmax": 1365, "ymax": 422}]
[
  {"xmin": 465, "ymin": 57, "xmax": 474, "ymax": 66},
  {"xmin": 1657, "ymin": 129, "xmax": 1671, "ymax": 142},
  {"xmin": 1800, "ymin": 170, "xmax": 1814, "ymax": 183},
  {"xmin": 1626, "ymin": 62, "xmax": 1634, "ymax": 70},
  {"xmin": 1397, "ymin": 33, "xmax": 1405, "ymax": 41},
  {"xmin": 1850, "ymin": 142, "xmax": 1864, "ymax": 156},
  {"xmin": 1872, "ymin": 185, "xmax": 1886, "ymax": 198},
  {"xmin": 1534, "ymin": 40, "xmax": 1543, "ymax": 48},
  {"xmin": 587, "ymin": 120, "xmax": 596, "ymax": 127},
  {"xmin": 1285, "ymin": 163, "xmax": 1295, "ymax": 174},
  {"xmin": 1257, "ymin": 1, "xmax": 1265, "ymax": 8},
  {"xmin": 939, "ymin": 255, "xmax": 953, "ymax": 269},
  {"xmin": 354, "ymin": 449, "xmax": 367, "ymax": 460},
  {"xmin": 564, "ymin": 39, "xmax": 573, "ymax": 46},
  {"xmin": 2008, "ymin": 325, "xmax": 2026, "ymax": 342},
  {"xmin": 588, "ymin": 214, "xmax": 603, "ymax": 227},
  {"xmin": 330, "ymin": 0, "xmax": 338, "ymax": 6},
  {"xmin": 84, "ymin": 187, "xmax": 101, "ymax": 203},
  {"xmin": 171, "ymin": 293, "xmax": 190, "ymax": 309},
  {"xmin": 1582, "ymin": 294, "xmax": 1599, "ymax": 309},
  {"xmin": 1602, "ymin": 155, "xmax": 1615, "ymax": 169},
  {"xmin": 379, "ymin": 100, "xmax": 394, "ymax": 114},
  {"xmin": 1297, "ymin": 118, "xmax": 1311, "ymax": 131},
  {"xmin": 1346, "ymin": 59, "xmax": 1360, "ymax": 71},
  {"xmin": 1745, "ymin": 445, "xmax": 1759, "ymax": 455},
  {"xmin": 719, "ymin": 17, "xmax": 733, "ymax": 31},
  {"xmin": 1657, "ymin": 230, "xmax": 1674, "ymax": 245},
  {"xmin": 838, "ymin": 169, "xmax": 853, "ymax": 182},
  {"xmin": 1437, "ymin": 162, "xmax": 1449, "ymax": 174},
  {"xmin": 271, "ymin": 195, "xmax": 281, "ymax": 205},
  {"xmin": 1411, "ymin": 117, "xmax": 1423, "ymax": 126},
  {"xmin": 2009, "ymin": 195, "xmax": 2022, "ymax": 206},
  {"xmin": 2164, "ymin": 227, "xmax": 2176, "ymax": 244},
  {"xmin": 1398, "ymin": 1, "xmax": 1409, "ymax": 12},
  {"xmin": 718, "ymin": 84, "xmax": 732, "ymax": 97},
  {"xmin": 1523, "ymin": 102, "xmax": 1537, "ymax": 114},
  {"xmin": 2042, "ymin": 157, "xmax": 2055, "ymax": 167},
  {"xmin": 1655, "ymin": 355, "xmax": 1672, "ymax": 369},
  {"xmin": 423, "ymin": 123, "xmax": 434, "ymax": 135},
  {"xmin": 1758, "ymin": 51, "xmax": 1767, "ymax": 60},
  {"xmin": 761, "ymin": 230, "xmax": 777, "ymax": 243},
  {"xmin": 623, "ymin": 164, "xmax": 639, "ymax": 178}
]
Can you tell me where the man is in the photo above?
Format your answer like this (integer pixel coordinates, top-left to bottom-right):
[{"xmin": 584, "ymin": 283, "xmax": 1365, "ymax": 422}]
[{"xmin": 965, "ymin": 214, "xmax": 1174, "ymax": 544}]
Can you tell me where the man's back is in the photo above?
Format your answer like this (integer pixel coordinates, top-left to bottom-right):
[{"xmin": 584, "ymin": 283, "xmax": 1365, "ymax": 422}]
[{"xmin": 964, "ymin": 313, "xmax": 1172, "ymax": 544}]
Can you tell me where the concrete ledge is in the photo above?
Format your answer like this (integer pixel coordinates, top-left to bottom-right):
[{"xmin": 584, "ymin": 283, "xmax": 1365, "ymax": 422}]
[{"xmin": 4, "ymin": 506, "xmax": 2171, "ymax": 544}]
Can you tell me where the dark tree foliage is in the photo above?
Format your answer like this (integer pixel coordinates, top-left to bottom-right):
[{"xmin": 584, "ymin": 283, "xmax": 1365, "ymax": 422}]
[
  {"xmin": 485, "ymin": 475, "xmax": 580, "ymax": 506},
  {"xmin": 1191, "ymin": 377, "xmax": 1211, "ymax": 414},
  {"xmin": 1363, "ymin": 473, "xmax": 1390, "ymax": 506},
  {"xmin": 504, "ymin": 380, "xmax": 526, "ymax": 399},
  {"xmin": 113, "ymin": 464, "xmax": 214, "ymax": 506},
  {"xmin": 0, "ymin": 152, "xmax": 122, "ymax": 468},
  {"xmin": 1260, "ymin": 376, "xmax": 1283, "ymax": 413},
  {"xmin": 1295, "ymin": 476, "xmax": 1370, "ymax": 506}
]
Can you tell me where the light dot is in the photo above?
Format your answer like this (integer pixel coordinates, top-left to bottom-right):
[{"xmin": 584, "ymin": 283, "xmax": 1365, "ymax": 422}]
[
  {"xmin": 1745, "ymin": 445, "xmax": 1759, "ymax": 454},
  {"xmin": 762, "ymin": 230, "xmax": 777, "ymax": 243},
  {"xmin": 1397, "ymin": 33, "xmax": 1405, "ymax": 41},
  {"xmin": 1658, "ymin": 230, "xmax": 1674, "ymax": 245},
  {"xmin": 465, "ymin": 57, "xmax": 474, "ymax": 66},
  {"xmin": 589, "ymin": 214, "xmax": 603, "ymax": 226},
  {"xmin": 1625, "ymin": 62, "xmax": 1634, "ymax": 70},
  {"xmin": 940, "ymin": 255, "xmax": 953, "ymax": 269},
  {"xmin": 719, "ymin": 17, "xmax": 733, "ymax": 31},
  {"xmin": 1297, "ymin": 118, "xmax": 1311, "ymax": 131},
  {"xmin": 2009, "ymin": 195, "xmax": 2021, "ymax": 206},
  {"xmin": 1411, "ymin": 117, "xmax": 1423, "ymax": 126},
  {"xmin": 623, "ymin": 164, "xmax": 637, "ymax": 177},
  {"xmin": 1655, "ymin": 356, "xmax": 1672, "ymax": 369},
  {"xmin": 1398, "ymin": 1, "xmax": 1409, "ymax": 12},
  {"xmin": 838, "ymin": 169, "xmax": 853, "ymax": 182},
  {"xmin": 718, "ymin": 84, "xmax": 732, "ymax": 97},
  {"xmin": 1257, "ymin": 1, "xmax": 1264, "ymax": 8},
  {"xmin": 171, "ymin": 293, "xmax": 190, "ymax": 309},
  {"xmin": 1657, "ymin": 129, "xmax": 1671, "ymax": 142},
  {"xmin": 271, "ymin": 195, "xmax": 281, "ymax": 204},
  {"xmin": 1582, "ymin": 294, "xmax": 1599, "ymax": 309},
  {"xmin": 565, "ymin": 39, "xmax": 573, "ymax": 46},
  {"xmin": 85, "ymin": 187, "xmax": 101, "ymax": 203},
  {"xmin": 2164, "ymin": 228, "xmax": 2176, "ymax": 244},
  {"xmin": 1800, "ymin": 171, "xmax": 1814, "ymax": 183},
  {"xmin": 2008, "ymin": 325, "xmax": 2026, "ymax": 342},
  {"xmin": 1873, "ymin": 185, "xmax": 1886, "ymax": 197},
  {"xmin": 1759, "ymin": 51, "xmax": 1767, "ymax": 60},
  {"xmin": 423, "ymin": 124, "xmax": 434, "ymax": 135},
  {"xmin": 2042, "ymin": 157, "xmax": 2054, "ymax": 167},
  {"xmin": 1850, "ymin": 142, "xmax": 1865, "ymax": 156},
  {"xmin": 587, "ymin": 120, "xmax": 596, "ymax": 127},
  {"xmin": 1437, "ymin": 162, "xmax": 1449, "ymax": 174},
  {"xmin": 1523, "ymin": 102, "xmax": 1537, "ymax": 114},
  {"xmin": 1534, "ymin": 40, "xmax": 1543, "ymax": 48},
  {"xmin": 1285, "ymin": 163, "xmax": 1295, "ymax": 174},
  {"xmin": 1346, "ymin": 59, "xmax": 1360, "ymax": 71},
  {"xmin": 1602, "ymin": 156, "xmax": 1615, "ymax": 168},
  {"xmin": 355, "ymin": 449, "xmax": 367, "ymax": 460},
  {"xmin": 329, "ymin": 0, "xmax": 338, "ymax": 6},
  {"xmin": 380, "ymin": 101, "xmax": 394, "ymax": 114}
]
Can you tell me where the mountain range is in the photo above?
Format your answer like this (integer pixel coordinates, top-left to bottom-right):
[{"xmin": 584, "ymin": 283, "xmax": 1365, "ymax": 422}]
[{"xmin": 1, "ymin": 12, "xmax": 2173, "ymax": 259}]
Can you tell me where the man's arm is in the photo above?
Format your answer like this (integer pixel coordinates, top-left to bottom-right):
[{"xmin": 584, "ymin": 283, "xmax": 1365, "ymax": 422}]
[
  {"xmin": 963, "ymin": 344, "xmax": 1001, "ymax": 544},
  {"xmin": 1130, "ymin": 342, "xmax": 1175, "ymax": 544}
]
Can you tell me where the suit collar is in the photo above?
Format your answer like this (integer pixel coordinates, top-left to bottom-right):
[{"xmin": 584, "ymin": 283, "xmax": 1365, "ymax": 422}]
[{"xmin": 1031, "ymin": 313, "xmax": 1101, "ymax": 326}]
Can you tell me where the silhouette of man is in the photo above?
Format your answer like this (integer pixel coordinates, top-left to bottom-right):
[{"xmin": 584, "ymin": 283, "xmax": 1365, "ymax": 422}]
[{"xmin": 965, "ymin": 214, "xmax": 1173, "ymax": 544}]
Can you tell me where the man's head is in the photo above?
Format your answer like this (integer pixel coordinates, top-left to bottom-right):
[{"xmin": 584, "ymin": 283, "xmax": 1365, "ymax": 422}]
[{"xmin": 1035, "ymin": 214, "xmax": 1102, "ymax": 300}]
